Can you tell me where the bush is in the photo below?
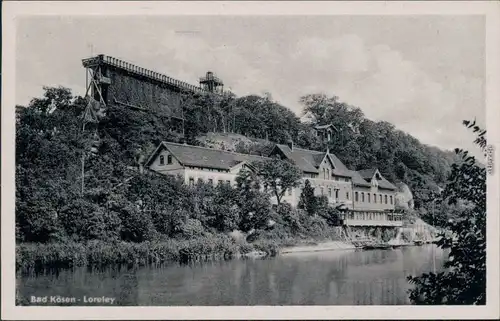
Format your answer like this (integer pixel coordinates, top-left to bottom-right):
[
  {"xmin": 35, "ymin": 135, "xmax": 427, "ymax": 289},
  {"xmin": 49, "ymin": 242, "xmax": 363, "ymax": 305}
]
[
  {"xmin": 407, "ymin": 120, "xmax": 486, "ymax": 305},
  {"xmin": 174, "ymin": 218, "xmax": 211, "ymax": 240},
  {"xmin": 16, "ymin": 235, "xmax": 241, "ymax": 274}
]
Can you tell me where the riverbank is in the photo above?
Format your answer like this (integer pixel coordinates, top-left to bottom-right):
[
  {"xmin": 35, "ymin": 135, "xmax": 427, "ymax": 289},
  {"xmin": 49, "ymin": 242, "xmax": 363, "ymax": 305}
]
[
  {"xmin": 15, "ymin": 236, "xmax": 276, "ymax": 274},
  {"xmin": 17, "ymin": 244, "xmax": 448, "ymax": 306},
  {"xmin": 17, "ymin": 234, "xmax": 432, "ymax": 274},
  {"xmin": 281, "ymin": 241, "xmax": 356, "ymax": 254},
  {"xmin": 17, "ymin": 234, "xmax": 359, "ymax": 273}
]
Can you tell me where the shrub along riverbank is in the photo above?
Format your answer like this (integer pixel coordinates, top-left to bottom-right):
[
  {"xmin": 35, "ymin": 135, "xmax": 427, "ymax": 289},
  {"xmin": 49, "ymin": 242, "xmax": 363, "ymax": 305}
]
[
  {"xmin": 16, "ymin": 228, "xmax": 346, "ymax": 274},
  {"xmin": 16, "ymin": 236, "xmax": 257, "ymax": 274}
]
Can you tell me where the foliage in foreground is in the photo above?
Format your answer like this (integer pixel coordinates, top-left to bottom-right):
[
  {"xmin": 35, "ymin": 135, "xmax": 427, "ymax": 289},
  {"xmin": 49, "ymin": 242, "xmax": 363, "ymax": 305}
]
[
  {"xmin": 16, "ymin": 236, "xmax": 235, "ymax": 273},
  {"xmin": 407, "ymin": 119, "xmax": 486, "ymax": 305}
]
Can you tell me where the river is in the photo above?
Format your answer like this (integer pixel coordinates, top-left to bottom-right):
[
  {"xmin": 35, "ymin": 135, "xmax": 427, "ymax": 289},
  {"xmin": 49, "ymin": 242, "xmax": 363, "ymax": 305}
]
[{"xmin": 18, "ymin": 244, "xmax": 448, "ymax": 306}]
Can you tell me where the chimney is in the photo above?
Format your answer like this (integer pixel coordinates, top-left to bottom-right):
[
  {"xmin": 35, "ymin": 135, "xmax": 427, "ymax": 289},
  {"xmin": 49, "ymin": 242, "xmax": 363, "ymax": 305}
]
[{"xmin": 287, "ymin": 140, "xmax": 294, "ymax": 151}]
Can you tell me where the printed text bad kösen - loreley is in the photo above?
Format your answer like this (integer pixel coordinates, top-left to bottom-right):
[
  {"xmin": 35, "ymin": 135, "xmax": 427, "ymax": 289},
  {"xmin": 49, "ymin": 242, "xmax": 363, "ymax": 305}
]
[{"xmin": 30, "ymin": 295, "xmax": 115, "ymax": 304}]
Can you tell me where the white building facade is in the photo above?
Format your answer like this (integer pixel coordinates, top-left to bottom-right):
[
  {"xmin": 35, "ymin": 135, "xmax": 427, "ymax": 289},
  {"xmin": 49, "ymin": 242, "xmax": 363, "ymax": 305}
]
[{"xmin": 146, "ymin": 141, "xmax": 401, "ymax": 227}]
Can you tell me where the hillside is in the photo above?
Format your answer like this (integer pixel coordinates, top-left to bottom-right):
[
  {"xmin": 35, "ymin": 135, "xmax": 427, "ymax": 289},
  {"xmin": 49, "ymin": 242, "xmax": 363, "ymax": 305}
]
[
  {"xmin": 184, "ymin": 93, "xmax": 461, "ymax": 214},
  {"xmin": 15, "ymin": 86, "xmax": 471, "ymax": 242}
]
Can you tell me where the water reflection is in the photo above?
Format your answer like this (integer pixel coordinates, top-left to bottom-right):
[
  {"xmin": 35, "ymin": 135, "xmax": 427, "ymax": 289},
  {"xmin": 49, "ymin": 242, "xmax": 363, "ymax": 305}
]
[{"xmin": 18, "ymin": 245, "xmax": 447, "ymax": 306}]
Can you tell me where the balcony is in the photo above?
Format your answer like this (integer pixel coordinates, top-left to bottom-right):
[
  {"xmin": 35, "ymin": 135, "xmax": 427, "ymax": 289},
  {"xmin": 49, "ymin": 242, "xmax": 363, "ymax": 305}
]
[
  {"xmin": 343, "ymin": 219, "xmax": 403, "ymax": 227},
  {"xmin": 339, "ymin": 211, "xmax": 403, "ymax": 227}
]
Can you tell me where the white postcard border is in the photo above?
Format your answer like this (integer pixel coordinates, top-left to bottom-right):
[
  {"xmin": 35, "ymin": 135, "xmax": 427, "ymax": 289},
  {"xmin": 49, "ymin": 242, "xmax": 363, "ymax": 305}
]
[{"xmin": 2, "ymin": 1, "xmax": 499, "ymax": 320}]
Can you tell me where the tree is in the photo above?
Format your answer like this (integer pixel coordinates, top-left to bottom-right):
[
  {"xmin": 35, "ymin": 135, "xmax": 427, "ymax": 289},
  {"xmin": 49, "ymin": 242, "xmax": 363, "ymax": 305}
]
[
  {"xmin": 407, "ymin": 119, "xmax": 486, "ymax": 305},
  {"xmin": 235, "ymin": 168, "xmax": 273, "ymax": 232},
  {"xmin": 203, "ymin": 183, "xmax": 241, "ymax": 232},
  {"xmin": 298, "ymin": 179, "xmax": 317, "ymax": 216},
  {"xmin": 16, "ymin": 87, "xmax": 86, "ymax": 242},
  {"xmin": 251, "ymin": 159, "xmax": 302, "ymax": 205}
]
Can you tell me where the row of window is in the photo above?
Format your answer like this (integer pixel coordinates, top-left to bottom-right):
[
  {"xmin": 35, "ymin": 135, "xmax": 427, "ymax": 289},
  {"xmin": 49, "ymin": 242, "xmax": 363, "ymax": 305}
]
[
  {"xmin": 159, "ymin": 155, "xmax": 172, "ymax": 165},
  {"xmin": 317, "ymin": 187, "xmax": 347, "ymax": 200},
  {"xmin": 158, "ymin": 155, "xmax": 229, "ymax": 174},
  {"xmin": 354, "ymin": 191, "xmax": 393, "ymax": 205},
  {"xmin": 186, "ymin": 177, "xmax": 297, "ymax": 197},
  {"xmin": 341, "ymin": 212, "xmax": 403, "ymax": 221},
  {"xmin": 187, "ymin": 166, "xmax": 228, "ymax": 173},
  {"xmin": 320, "ymin": 168, "xmax": 350, "ymax": 182},
  {"xmin": 188, "ymin": 177, "xmax": 231, "ymax": 187}
]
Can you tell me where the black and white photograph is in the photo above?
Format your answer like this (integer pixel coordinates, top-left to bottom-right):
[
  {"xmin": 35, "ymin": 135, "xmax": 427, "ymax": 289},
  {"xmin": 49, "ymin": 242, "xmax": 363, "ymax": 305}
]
[{"xmin": 2, "ymin": 1, "xmax": 499, "ymax": 320}]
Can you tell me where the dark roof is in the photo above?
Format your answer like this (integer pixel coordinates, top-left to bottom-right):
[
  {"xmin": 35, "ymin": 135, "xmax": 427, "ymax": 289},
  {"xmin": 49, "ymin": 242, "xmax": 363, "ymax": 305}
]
[
  {"xmin": 273, "ymin": 144, "xmax": 352, "ymax": 177},
  {"xmin": 357, "ymin": 168, "xmax": 397, "ymax": 190},
  {"xmin": 358, "ymin": 168, "xmax": 378, "ymax": 180},
  {"xmin": 146, "ymin": 142, "xmax": 270, "ymax": 170},
  {"xmin": 377, "ymin": 178, "xmax": 397, "ymax": 190},
  {"xmin": 350, "ymin": 170, "xmax": 372, "ymax": 187},
  {"xmin": 273, "ymin": 145, "xmax": 318, "ymax": 173}
]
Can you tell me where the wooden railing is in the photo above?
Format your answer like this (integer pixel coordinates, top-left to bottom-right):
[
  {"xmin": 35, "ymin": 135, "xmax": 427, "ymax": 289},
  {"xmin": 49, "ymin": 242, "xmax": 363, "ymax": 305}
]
[{"xmin": 339, "ymin": 210, "xmax": 404, "ymax": 227}]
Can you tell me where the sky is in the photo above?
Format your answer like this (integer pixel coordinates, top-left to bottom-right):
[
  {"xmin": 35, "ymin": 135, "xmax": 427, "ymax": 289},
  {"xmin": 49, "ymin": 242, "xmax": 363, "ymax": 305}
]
[{"xmin": 16, "ymin": 15, "xmax": 485, "ymax": 158}]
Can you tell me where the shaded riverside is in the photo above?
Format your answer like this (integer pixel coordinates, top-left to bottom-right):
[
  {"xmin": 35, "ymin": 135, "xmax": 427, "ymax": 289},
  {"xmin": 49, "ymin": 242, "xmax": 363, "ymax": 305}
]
[
  {"xmin": 16, "ymin": 54, "xmax": 451, "ymax": 276},
  {"xmin": 18, "ymin": 245, "xmax": 449, "ymax": 306}
]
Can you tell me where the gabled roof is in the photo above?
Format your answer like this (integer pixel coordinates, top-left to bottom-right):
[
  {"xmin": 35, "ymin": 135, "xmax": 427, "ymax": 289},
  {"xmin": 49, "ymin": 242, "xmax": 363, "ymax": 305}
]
[
  {"xmin": 377, "ymin": 178, "xmax": 397, "ymax": 190},
  {"xmin": 273, "ymin": 144, "xmax": 352, "ymax": 177},
  {"xmin": 314, "ymin": 123, "xmax": 339, "ymax": 131},
  {"xmin": 357, "ymin": 168, "xmax": 397, "ymax": 190},
  {"xmin": 358, "ymin": 168, "xmax": 378, "ymax": 180},
  {"xmin": 350, "ymin": 170, "xmax": 372, "ymax": 187},
  {"xmin": 299, "ymin": 111, "xmax": 317, "ymax": 124},
  {"xmin": 146, "ymin": 142, "xmax": 270, "ymax": 170},
  {"xmin": 273, "ymin": 145, "xmax": 319, "ymax": 173}
]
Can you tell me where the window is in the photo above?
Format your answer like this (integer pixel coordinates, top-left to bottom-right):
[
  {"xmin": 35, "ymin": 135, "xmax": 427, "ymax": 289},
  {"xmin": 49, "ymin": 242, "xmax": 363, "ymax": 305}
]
[
  {"xmin": 288, "ymin": 188, "xmax": 292, "ymax": 196},
  {"xmin": 367, "ymin": 193, "xmax": 371, "ymax": 203},
  {"xmin": 197, "ymin": 178, "xmax": 204, "ymax": 184},
  {"xmin": 328, "ymin": 188, "xmax": 332, "ymax": 197},
  {"xmin": 355, "ymin": 192, "xmax": 359, "ymax": 202},
  {"xmin": 335, "ymin": 189, "xmax": 339, "ymax": 199},
  {"xmin": 208, "ymin": 179, "xmax": 214, "ymax": 186},
  {"xmin": 361, "ymin": 192, "xmax": 365, "ymax": 202},
  {"xmin": 390, "ymin": 196, "xmax": 393, "ymax": 204},
  {"xmin": 335, "ymin": 177, "xmax": 339, "ymax": 181},
  {"xmin": 323, "ymin": 168, "xmax": 326, "ymax": 179},
  {"xmin": 346, "ymin": 192, "xmax": 349, "ymax": 200},
  {"xmin": 374, "ymin": 193, "xmax": 377, "ymax": 203},
  {"xmin": 226, "ymin": 180, "xmax": 231, "ymax": 186},
  {"xmin": 379, "ymin": 194, "xmax": 382, "ymax": 203},
  {"xmin": 218, "ymin": 180, "xmax": 223, "ymax": 186},
  {"xmin": 159, "ymin": 155, "xmax": 165, "ymax": 165},
  {"xmin": 189, "ymin": 177, "xmax": 194, "ymax": 186},
  {"xmin": 320, "ymin": 187, "xmax": 324, "ymax": 195},
  {"xmin": 385, "ymin": 195, "xmax": 388, "ymax": 204},
  {"xmin": 167, "ymin": 155, "xmax": 172, "ymax": 165},
  {"xmin": 326, "ymin": 169, "xmax": 330, "ymax": 180}
]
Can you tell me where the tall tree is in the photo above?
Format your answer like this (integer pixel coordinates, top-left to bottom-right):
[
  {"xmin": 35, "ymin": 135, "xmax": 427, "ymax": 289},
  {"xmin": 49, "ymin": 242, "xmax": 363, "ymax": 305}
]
[
  {"xmin": 251, "ymin": 159, "xmax": 302, "ymax": 205},
  {"xmin": 408, "ymin": 119, "xmax": 487, "ymax": 305},
  {"xmin": 298, "ymin": 179, "xmax": 317, "ymax": 216}
]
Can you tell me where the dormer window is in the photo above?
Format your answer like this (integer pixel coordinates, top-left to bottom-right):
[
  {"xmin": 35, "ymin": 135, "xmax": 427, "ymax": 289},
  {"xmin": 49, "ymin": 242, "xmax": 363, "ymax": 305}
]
[
  {"xmin": 167, "ymin": 155, "xmax": 172, "ymax": 164},
  {"xmin": 159, "ymin": 155, "xmax": 165, "ymax": 165}
]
